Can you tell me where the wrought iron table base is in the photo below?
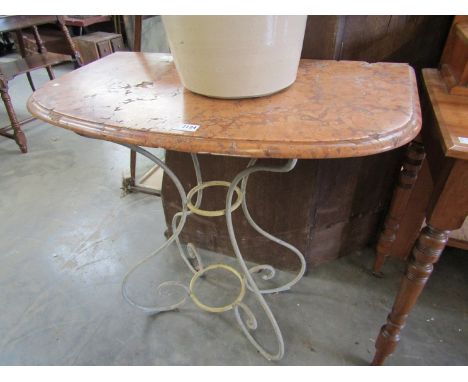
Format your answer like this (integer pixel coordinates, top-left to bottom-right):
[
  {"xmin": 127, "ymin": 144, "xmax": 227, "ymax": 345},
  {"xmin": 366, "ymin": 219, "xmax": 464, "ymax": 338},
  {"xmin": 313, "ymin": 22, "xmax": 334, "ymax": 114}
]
[{"xmin": 120, "ymin": 144, "xmax": 306, "ymax": 361}]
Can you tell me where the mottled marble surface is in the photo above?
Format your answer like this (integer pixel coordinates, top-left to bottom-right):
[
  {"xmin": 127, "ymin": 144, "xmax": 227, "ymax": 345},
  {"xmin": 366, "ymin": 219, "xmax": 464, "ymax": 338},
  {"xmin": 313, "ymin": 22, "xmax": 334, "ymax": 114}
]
[{"xmin": 28, "ymin": 52, "xmax": 421, "ymax": 158}]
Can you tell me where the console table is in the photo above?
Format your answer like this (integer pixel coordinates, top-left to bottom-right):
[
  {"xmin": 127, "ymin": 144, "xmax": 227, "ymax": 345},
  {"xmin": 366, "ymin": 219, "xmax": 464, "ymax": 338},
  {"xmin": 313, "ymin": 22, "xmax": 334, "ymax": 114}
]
[{"xmin": 27, "ymin": 52, "xmax": 420, "ymax": 362}]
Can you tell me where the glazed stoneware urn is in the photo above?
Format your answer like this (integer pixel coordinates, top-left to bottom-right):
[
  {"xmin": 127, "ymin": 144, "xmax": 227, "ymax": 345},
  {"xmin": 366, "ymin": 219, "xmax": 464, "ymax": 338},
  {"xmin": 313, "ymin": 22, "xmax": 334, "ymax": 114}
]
[{"xmin": 162, "ymin": 15, "xmax": 307, "ymax": 98}]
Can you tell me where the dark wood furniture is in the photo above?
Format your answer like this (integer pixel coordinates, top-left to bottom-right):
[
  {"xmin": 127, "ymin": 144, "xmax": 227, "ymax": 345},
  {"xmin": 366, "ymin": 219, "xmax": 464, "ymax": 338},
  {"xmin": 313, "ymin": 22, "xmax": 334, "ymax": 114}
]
[
  {"xmin": 162, "ymin": 15, "xmax": 452, "ymax": 269},
  {"xmin": 0, "ymin": 15, "xmax": 81, "ymax": 153},
  {"xmin": 374, "ymin": 17, "xmax": 468, "ymax": 264},
  {"xmin": 72, "ymin": 32, "xmax": 125, "ymax": 65},
  {"xmin": 18, "ymin": 29, "xmax": 74, "ymax": 57},
  {"xmin": 27, "ymin": 52, "xmax": 421, "ymax": 363},
  {"xmin": 371, "ymin": 68, "xmax": 468, "ymax": 365},
  {"xmin": 440, "ymin": 16, "xmax": 468, "ymax": 97},
  {"xmin": 371, "ymin": 17, "xmax": 468, "ymax": 364},
  {"xmin": 64, "ymin": 15, "xmax": 112, "ymax": 36}
]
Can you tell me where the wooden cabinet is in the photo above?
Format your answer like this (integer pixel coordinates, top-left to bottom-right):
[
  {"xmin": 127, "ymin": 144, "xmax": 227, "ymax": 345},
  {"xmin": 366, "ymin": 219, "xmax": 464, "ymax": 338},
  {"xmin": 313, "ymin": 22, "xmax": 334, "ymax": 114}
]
[
  {"xmin": 110, "ymin": 36, "xmax": 125, "ymax": 52},
  {"xmin": 96, "ymin": 40, "xmax": 112, "ymax": 57},
  {"xmin": 73, "ymin": 32, "xmax": 125, "ymax": 64}
]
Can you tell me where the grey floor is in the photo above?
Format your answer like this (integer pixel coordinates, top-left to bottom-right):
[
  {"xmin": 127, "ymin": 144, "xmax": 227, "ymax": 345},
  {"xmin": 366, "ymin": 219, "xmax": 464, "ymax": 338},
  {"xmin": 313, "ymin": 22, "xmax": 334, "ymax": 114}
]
[{"xmin": 0, "ymin": 62, "xmax": 467, "ymax": 366}]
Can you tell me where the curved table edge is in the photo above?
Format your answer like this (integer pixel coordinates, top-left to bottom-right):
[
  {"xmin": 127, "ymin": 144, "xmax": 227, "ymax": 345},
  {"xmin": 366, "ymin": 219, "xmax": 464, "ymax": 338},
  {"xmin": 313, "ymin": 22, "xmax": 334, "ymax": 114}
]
[{"xmin": 27, "ymin": 73, "xmax": 422, "ymax": 159}]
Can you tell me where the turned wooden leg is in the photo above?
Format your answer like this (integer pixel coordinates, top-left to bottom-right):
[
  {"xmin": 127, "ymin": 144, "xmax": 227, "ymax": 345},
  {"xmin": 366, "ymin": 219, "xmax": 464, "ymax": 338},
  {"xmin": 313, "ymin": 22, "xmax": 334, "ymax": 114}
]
[
  {"xmin": 26, "ymin": 72, "xmax": 36, "ymax": 91},
  {"xmin": 46, "ymin": 66, "xmax": 55, "ymax": 80},
  {"xmin": 372, "ymin": 157, "xmax": 467, "ymax": 365},
  {"xmin": 130, "ymin": 149, "xmax": 137, "ymax": 187},
  {"xmin": 1, "ymin": 86, "xmax": 27, "ymax": 153},
  {"xmin": 58, "ymin": 19, "xmax": 83, "ymax": 67},
  {"xmin": 31, "ymin": 25, "xmax": 57, "ymax": 80},
  {"xmin": 373, "ymin": 140, "xmax": 425, "ymax": 276},
  {"xmin": 371, "ymin": 225, "xmax": 449, "ymax": 365}
]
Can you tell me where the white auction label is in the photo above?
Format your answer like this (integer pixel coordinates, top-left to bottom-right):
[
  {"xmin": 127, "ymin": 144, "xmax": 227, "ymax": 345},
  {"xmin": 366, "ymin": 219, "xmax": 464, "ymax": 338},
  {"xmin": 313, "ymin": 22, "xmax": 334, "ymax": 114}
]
[
  {"xmin": 172, "ymin": 124, "xmax": 200, "ymax": 132},
  {"xmin": 459, "ymin": 137, "xmax": 468, "ymax": 144}
]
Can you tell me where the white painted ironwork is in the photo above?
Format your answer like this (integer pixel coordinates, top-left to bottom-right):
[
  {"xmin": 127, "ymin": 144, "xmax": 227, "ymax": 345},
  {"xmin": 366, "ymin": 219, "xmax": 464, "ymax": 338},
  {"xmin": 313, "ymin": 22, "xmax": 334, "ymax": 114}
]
[{"xmin": 120, "ymin": 144, "xmax": 306, "ymax": 360}]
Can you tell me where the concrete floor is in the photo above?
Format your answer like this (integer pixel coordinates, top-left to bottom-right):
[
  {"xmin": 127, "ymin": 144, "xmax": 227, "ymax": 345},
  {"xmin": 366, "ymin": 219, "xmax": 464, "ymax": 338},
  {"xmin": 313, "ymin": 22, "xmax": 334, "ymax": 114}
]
[{"xmin": 0, "ymin": 62, "xmax": 467, "ymax": 366}]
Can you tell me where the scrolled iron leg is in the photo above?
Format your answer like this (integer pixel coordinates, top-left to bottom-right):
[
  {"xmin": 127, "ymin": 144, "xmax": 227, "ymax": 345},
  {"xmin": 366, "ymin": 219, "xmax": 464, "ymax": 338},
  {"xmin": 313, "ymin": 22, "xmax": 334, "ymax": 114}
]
[
  {"xmin": 119, "ymin": 148, "xmax": 305, "ymax": 361},
  {"xmin": 226, "ymin": 158, "xmax": 306, "ymax": 361},
  {"xmin": 240, "ymin": 159, "xmax": 306, "ymax": 294},
  {"xmin": 120, "ymin": 148, "xmax": 210, "ymax": 312},
  {"xmin": 119, "ymin": 144, "xmax": 192, "ymax": 314},
  {"xmin": 172, "ymin": 154, "xmax": 206, "ymax": 274}
]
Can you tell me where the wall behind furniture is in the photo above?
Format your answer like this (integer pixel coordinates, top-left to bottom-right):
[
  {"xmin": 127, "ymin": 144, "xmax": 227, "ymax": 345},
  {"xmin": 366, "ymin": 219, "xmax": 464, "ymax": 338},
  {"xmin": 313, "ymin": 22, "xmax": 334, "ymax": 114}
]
[
  {"xmin": 123, "ymin": 15, "xmax": 170, "ymax": 53},
  {"xmin": 161, "ymin": 16, "xmax": 453, "ymax": 270}
]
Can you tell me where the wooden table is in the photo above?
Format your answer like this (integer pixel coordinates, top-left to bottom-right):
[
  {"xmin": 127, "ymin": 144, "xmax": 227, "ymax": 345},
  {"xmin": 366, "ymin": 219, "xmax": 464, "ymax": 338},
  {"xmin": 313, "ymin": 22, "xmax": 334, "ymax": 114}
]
[
  {"xmin": 0, "ymin": 16, "xmax": 81, "ymax": 153},
  {"xmin": 371, "ymin": 68, "xmax": 468, "ymax": 365},
  {"xmin": 27, "ymin": 52, "xmax": 421, "ymax": 362}
]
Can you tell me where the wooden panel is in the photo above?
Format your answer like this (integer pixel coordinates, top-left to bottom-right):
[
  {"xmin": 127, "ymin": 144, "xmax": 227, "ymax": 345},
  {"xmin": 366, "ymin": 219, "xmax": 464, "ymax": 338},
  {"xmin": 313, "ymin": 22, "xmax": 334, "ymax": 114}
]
[
  {"xmin": 97, "ymin": 41, "xmax": 112, "ymax": 57},
  {"xmin": 72, "ymin": 32, "xmax": 124, "ymax": 65},
  {"xmin": 73, "ymin": 31, "xmax": 122, "ymax": 43},
  {"xmin": 19, "ymin": 29, "xmax": 75, "ymax": 56},
  {"xmin": 111, "ymin": 36, "xmax": 125, "ymax": 52},
  {"xmin": 15, "ymin": 32, "xmax": 40, "ymax": 56},
  {"xmin": 338, "ymin": 16, "xmax": 452, "ymax": 68},
  {"xmin": 162, "ymin": 149, "xmax": 403, "ymax": 270},
  {"xmin": 300, "ymin": 16, "xmax": 452, "ymax": 66},
  {"xmin": 301, "ymin": 16, "xmax": 345, "ymax": 59},
  {"xmin": 72, "ymin": 37, "xmax": 99, "ymax": 65}
]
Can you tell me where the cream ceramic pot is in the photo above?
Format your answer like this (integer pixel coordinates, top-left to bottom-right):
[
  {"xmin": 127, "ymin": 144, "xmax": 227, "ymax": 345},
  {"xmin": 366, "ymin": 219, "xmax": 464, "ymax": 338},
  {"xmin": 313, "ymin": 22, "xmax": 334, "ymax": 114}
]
[{"xmin": 162, "ymin": 16, "xmax": 307, "ymax": 98}]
